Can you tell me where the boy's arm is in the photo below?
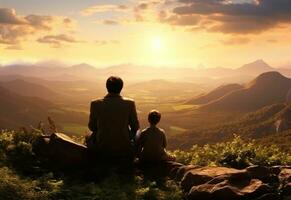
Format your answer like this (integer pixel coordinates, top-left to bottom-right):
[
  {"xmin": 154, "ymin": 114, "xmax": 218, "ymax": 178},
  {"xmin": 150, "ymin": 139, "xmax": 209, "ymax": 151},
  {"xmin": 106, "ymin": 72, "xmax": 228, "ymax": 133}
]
[
  {"xmin": 135, "ymin": 132, "xmax": 144, "ymax": 157},
  {"xmin": 162, "ymin": 131, "xmax": 167, "ymax": 148},
  {"xmin": 129, "ymin": 101, "xmax": 140, "ymax": 139}
]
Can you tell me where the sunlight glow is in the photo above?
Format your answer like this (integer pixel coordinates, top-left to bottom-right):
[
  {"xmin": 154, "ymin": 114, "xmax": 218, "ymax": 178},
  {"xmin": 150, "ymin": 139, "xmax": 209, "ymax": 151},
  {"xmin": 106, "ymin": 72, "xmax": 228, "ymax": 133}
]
[{"xmin": 151, "ymin": 37, "xmax": 163, "ymax": 52}]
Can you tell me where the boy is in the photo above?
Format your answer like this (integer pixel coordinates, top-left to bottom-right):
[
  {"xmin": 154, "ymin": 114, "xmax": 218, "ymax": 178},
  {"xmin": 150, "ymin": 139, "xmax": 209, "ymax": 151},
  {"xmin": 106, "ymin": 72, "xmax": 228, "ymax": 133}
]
[{"xmin": 136, "ymin": 110, "xmax": 175, "ymax": 163}]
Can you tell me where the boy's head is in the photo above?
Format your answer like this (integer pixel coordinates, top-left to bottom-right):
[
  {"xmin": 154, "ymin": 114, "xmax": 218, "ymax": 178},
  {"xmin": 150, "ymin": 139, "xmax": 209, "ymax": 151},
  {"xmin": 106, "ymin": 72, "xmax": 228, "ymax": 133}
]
[{"xmin": 148, "ymin": 110, "xmax": 161, "ymax": 125}]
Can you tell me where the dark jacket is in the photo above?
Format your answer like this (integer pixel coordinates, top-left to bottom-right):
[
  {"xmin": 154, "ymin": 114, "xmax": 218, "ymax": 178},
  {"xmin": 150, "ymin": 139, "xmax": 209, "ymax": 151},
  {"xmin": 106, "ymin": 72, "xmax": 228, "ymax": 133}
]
[{"xmin": 88, "ymin": 93, "xmax": 140, "ymax": 158}]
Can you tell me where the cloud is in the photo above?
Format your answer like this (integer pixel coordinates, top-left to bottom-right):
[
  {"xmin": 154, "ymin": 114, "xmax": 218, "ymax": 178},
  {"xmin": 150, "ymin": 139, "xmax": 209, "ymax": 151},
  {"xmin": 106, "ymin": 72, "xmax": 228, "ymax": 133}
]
[
  {"xmin": 222, "ymin": 37, "xmax": 251, "ymax": 45},
  {"xmin": 133, "ymin": 1, "xmax": 162, "ymax": 22},
  {"xmin": 5, "ymin": 45, "xmax": 22, "ymax": 50},
  {"xmin": 95, "ymin": 40, "xmax": 120, "ymax": 45},
  {"xmin": 37, "ymin": 34, "xmax": 82, "ymax": 48},
  {"xmin": 166, "ymin": 0, "xmax": 291, "ymax": 34},
  {"xmin": 0, "ymin": 7, "xmax": 75, "ymax": 46},
  {"xmin": 103, "ymin": 20, "xmax": 119, "ymax": 25},
  {"xmin": 0, "ymin": 8, "xmax": 26, "ymax": 24},
  {"xmin": 81, "ymin": 4, "xmax": 128, "ymax": 16}
]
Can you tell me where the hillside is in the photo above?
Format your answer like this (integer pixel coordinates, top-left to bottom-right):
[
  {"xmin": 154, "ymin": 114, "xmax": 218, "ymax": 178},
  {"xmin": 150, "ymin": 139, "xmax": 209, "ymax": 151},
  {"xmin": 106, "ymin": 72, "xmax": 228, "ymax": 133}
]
[
  {"xmin": 172, "ymin": 103, "xmax": 291, "ymax": 149},
  {"xmin": 187, "ymin": 84, "xmax": 243, "ymax": 105},
  {"xmin": 201, "ymin": 72, "xmax": 291, "ymax": 111},
  {"xmin": 0, "ymin": 86, "xmax": 88, "ymax": 133},
  {"xmin": 0, "ymin": 79, "xmax": 59, "ymax": 100},
  {"xmin": 126, "ymin": 79, "xmax": 204, "ymax": 102},
  {"xmin": 0, "ymin": 86, "xmax": 54, "ymax": 128}
]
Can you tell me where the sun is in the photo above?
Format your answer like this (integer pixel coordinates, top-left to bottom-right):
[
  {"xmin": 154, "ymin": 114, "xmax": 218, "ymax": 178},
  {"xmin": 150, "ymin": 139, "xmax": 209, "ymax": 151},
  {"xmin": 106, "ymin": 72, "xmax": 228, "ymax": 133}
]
[{"xmin": 151, "ymin": 37, "xmax": 163, "ymax": 51}]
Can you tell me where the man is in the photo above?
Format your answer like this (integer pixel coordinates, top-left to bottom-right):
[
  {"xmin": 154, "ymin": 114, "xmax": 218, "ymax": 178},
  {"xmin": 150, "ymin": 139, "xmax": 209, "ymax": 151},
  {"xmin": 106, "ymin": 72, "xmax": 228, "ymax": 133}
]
[{"xmin": 88, "ymin": 76, "xmax": 140, "ymax": 161}]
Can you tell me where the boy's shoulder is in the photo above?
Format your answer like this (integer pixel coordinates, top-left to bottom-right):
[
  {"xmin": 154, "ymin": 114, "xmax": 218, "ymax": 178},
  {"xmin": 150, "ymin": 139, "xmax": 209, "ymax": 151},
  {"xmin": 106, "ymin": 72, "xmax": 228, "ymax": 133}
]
[
  {"xmin": 140, "ymin": 127, "xmax": 151, "ymax": 134},
  {"xmin": 141, "ymin": 126, "xmax": 165, "ymax": 134},
  {"xmin": 157, "ymin": 127, "xmax": 165, "ymax": 133}
]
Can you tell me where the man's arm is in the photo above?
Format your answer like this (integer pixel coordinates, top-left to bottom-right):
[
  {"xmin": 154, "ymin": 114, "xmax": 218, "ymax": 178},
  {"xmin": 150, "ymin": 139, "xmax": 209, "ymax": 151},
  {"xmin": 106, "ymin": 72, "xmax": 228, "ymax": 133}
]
[
  {"xmin": 88, "ymin": 101, "xmax": 98, "ymax": 132},
  {"xmin": 129, "ymin": 101, "xmax": 140, "ymax": 139}
]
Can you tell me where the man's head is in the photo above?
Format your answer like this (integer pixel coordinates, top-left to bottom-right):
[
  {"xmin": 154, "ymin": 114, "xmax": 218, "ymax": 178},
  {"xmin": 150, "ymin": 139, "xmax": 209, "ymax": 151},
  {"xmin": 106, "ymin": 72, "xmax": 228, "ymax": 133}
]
[
  {"xmin": 148, "ymin": 110, "xmax": 161, "ymax": 125},
  {"xmin": 106, "ymin": 76, "xmax": 123, "ymax": 94}
]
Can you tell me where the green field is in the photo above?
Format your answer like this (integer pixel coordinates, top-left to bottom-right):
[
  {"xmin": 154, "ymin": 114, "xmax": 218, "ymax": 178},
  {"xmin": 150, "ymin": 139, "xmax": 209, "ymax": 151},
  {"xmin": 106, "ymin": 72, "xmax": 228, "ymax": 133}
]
[{"xmin": 62, "ymin": 123, "xmax": 89, "ymax": 135}]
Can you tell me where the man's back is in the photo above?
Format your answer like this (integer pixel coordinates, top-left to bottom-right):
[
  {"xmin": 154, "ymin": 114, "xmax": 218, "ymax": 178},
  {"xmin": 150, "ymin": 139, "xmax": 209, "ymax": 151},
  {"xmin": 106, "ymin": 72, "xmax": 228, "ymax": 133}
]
[{"xmin": 89, "ymin": 93, "xmax": 139, "ymax": 158}]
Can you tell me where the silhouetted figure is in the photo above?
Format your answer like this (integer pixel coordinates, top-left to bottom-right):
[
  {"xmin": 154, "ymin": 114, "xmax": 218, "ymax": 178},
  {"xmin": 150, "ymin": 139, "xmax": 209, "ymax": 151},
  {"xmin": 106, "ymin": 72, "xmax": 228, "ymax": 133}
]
[
  {"xmin": 136, "ymin": 110, "xmax": 175, "ymax": 163},
  {"xmin": 88, "ymin": 76, "xmax": 140, "ymax": 163}
]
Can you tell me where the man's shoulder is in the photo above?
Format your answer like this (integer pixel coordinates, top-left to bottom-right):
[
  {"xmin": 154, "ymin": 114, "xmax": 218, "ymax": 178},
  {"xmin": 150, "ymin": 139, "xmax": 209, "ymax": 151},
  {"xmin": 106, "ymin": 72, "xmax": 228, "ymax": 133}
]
[
  {"xmin": 121, "ymin": 97, "xmax": 135, "ymax": 104},
  {"xmin": 91, "ymin": 98, "xmax": 105, "ymax": 104}
]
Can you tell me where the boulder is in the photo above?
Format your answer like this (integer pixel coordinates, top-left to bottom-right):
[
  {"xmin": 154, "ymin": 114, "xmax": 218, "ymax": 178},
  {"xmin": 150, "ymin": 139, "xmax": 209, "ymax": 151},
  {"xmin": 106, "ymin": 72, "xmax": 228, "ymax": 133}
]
[
  {"xmin": 188, "ymin": 178, "xmax": 271, "ymax": 200},
  {"xmin": 246, "ymin": 165, "xmax": 279, "ymax": 183},
  {"xmin": 175, "ymin": 165, "xmax": 200, "ymax": 181},
  {"xmin": 33, "ymin": 133, "xmax": 89, "ymax": 168},
  {"xmin": 255, "ymin": 193, "xmax": 280, "ymax": 200},
  {"xmin": 282, "ymin": 183, "xmax": 291, "ymax": 196},
  {"xmin": 181, "ymin": 167, "xmax": 247, "ymax": 192},
  {"xmin": 279, "ymin": 168, "xmax": 291, "ymax": 183}
]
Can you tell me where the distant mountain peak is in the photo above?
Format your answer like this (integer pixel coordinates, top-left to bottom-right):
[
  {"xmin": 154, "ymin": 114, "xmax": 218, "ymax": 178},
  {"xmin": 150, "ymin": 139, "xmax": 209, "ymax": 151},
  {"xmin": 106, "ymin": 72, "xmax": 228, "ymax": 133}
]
[
  {"xmin": 239, "ymin": 59, "xmax": 273, "ymax": 72},
  {"xmin": 70, "ymin": 63, "xmax": 96, "ymax": 70},
  {"xmin": 253, "ymin": 59, "xmax": 267, "ymax": 64},
  {"xmin": 252, "ymin": 71, "xmax": 288, "ymax": 83}
]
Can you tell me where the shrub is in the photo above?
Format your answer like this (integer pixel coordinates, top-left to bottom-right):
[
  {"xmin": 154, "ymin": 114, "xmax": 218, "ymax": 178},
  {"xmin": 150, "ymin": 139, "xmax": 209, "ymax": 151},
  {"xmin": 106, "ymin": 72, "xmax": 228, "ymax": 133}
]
[
  {"xmin": 0, "ymin": 129, "xmax": 183, "ymax": 200},
  {"xmin": 172, "ymin": 135, "xmax": 291, "ymax": 168}
]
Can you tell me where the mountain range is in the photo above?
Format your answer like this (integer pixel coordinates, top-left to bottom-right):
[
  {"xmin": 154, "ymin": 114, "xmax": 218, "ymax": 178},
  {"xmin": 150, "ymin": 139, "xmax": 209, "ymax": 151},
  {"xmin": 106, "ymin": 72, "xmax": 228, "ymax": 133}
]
[
  {"xmin": 187, "ymin": 84, "xmax": 243, "ymax": 105},
  {"xmin": 189, "ymin": 72, "xmax": 291, "ymax": 112},
  {"xmin": 1, "ymin": 59, "xmax": 291, "ymax": 84}
]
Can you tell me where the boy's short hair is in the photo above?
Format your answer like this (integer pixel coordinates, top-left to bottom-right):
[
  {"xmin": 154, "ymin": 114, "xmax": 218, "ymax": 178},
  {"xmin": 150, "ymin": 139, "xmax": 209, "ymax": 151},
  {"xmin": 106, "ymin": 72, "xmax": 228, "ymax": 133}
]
[
  {"xmin": 106, "ymin": 76, "xmax": 123, "ymax": 94},
  {"xmin": 148, "ymin": 110, "xmax": 161, "ymax": 125}
]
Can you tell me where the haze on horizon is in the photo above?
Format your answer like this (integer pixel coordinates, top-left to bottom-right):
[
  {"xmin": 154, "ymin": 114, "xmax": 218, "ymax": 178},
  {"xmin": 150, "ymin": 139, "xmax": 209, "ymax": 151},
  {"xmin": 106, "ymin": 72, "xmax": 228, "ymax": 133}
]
[{"xmin": 1, "ymin": 0, "xmax": 291, "ymax": 68}]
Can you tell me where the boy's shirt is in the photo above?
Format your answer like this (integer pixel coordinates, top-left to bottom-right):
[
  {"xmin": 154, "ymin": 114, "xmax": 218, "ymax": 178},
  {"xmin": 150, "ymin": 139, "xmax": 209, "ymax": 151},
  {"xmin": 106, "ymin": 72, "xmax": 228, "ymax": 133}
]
[{"xmin": 137, "ymin": 126, "xmax": 168, "ymax": 161}]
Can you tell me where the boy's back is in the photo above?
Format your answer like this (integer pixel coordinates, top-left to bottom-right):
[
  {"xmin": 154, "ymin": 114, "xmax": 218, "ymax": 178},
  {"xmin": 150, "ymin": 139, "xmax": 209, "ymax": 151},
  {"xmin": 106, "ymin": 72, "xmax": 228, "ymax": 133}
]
[{"xmin": 138, "ymin": 126, "xmax": 167, "ymax": 162}]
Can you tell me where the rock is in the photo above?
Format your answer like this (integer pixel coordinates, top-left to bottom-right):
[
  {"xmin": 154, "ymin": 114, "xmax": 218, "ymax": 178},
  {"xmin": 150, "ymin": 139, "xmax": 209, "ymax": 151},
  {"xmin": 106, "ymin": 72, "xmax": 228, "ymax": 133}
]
[
  {"xmin": 280, "ymin": 168, "xmax": 291, "ymax": 183},
  {"xmin": 282, "ymin": 183, "xmax": 291, "ymax": 196},
  {"xmin": 181, "ymin": 167, "xmax": 246, "ymax": 192},
  {"xmin": 188, "ymin": 178, "xmax": 271, "ymax": 200},
  {"xmin": 255, "ymin": 193, "xmax": 280, "ymax": 200},
  {"xmin": 33, "ymin": 133, "xmax": 89, "ymax": 168},
  {"xmin": 166, "ymin": 162, "xmax": 184, "ymax": 179},
  {"xmin": 247, "ymin": 165, "xmax": 280, "ymax": 183},
  {"xmin": 269, "ymin": 166, "xmax": 282, "ymax": 175},
  {"xmin": 175, "ymin": 165, "xmax": 200, "ymax": 181}
]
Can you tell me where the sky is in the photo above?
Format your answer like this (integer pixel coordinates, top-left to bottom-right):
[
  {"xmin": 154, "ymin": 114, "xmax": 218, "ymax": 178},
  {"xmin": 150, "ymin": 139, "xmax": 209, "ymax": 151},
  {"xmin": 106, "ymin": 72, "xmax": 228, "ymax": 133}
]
[{"xmin": 1, "ymin": 0, "xmax": 291, "ymax": 68}]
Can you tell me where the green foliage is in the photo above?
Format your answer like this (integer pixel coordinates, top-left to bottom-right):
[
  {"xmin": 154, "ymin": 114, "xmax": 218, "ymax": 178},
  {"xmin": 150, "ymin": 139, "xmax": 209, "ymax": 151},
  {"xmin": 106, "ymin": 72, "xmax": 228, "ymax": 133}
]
[
  {"xmin": 0, "ymin": 129, "xmax": 40, "ymax": 173},
  {"xmin": 172, "ymin": 135, "xmax": 291, "ymax": 168},
  {"xmin": 0, "ymin": 130, "xmax": 183, "ymax": 200}
]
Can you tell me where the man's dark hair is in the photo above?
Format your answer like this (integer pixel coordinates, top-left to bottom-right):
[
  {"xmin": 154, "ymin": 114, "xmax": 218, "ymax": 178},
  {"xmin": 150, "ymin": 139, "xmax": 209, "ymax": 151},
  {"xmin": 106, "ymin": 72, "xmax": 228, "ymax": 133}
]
[
  {"xmin": 106, "ymin": 76, "xmax": 123, "ymax": 94},
  {"xmin": 148, "ymin": 110, "xmax": 161, "ymax": 125}
]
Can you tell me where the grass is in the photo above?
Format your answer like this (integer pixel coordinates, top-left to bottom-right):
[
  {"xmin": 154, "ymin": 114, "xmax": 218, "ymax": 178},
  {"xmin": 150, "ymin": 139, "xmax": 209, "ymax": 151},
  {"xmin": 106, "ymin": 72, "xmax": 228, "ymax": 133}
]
[
  {"xmin": 172, "ymin": 135, "xmax": 291, "ymax": 168},
  {"xmin": 172, "ymin": 105, "xmax": 196, "ymax": 111},
  {"xmin": 61, "ymin": 123, "xmax": 89, "ymax": 135},
  {"xmin": 168, "ymin": 126, "xmax": 187, "ymax": 136},
  {"xmin": 0, "ymin": 129, "xmax": 291, "ymax": 200},
  {"xmin": 0, "ymin": 129, "xmax": 183, "ymax": 200}
]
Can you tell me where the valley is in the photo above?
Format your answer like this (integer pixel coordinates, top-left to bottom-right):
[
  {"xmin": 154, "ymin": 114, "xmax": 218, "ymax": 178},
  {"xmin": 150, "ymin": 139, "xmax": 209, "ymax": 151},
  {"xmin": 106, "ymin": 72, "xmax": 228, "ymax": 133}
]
[{"xmin": 0, "ymin": 60, "xmax": 290, "ymax": 151}]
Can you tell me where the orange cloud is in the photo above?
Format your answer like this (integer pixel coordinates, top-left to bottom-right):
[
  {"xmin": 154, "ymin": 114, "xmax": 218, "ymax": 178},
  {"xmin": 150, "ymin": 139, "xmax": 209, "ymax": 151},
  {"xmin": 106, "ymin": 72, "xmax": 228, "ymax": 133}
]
[
  {"xmin": 37, "ymin": 34, "xmax": 83, "ymax": 48},
  {"xmin": 0, "ymin": 7, "xmax": 75, "ymax": 47},
  {"xmin": 81, "ymin": 4, "xmax": 128, "ymax": 16},
  {"xmin": 168, "ymin": 0, "xmax": 291, "ymax": 34}
]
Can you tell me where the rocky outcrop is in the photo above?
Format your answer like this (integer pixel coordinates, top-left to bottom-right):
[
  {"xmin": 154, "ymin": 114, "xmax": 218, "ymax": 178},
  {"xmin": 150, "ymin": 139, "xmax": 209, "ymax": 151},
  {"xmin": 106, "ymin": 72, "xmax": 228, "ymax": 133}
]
[
  {"xmin": 166, "ymin": 162, "xmax": 291, "ymax": 200},
  {"xmin": 32, "ymin": 133, "xmax": 291, "ymax": 199},
  {"xmin": 33, "ymin": 133, "xmax": 88, "ymax": 168}
]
